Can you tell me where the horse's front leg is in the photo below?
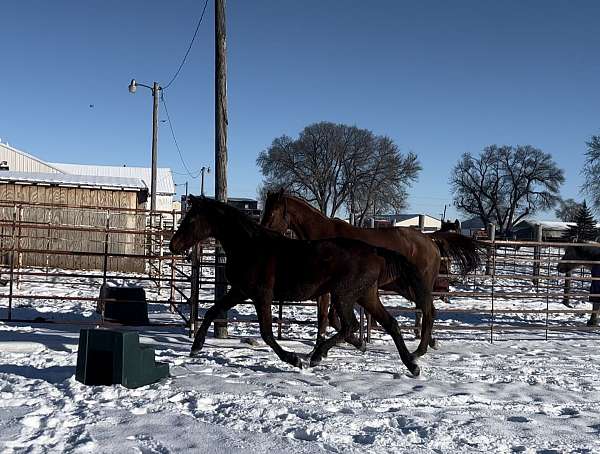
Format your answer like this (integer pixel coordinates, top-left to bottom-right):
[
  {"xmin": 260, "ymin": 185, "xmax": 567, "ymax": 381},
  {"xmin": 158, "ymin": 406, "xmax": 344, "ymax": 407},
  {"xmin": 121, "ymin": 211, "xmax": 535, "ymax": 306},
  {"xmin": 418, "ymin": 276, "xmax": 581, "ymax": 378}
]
[
  {"xmin": 254, "ymin": 296, "xmax": 303, "ymax": 369},
  {"xmin": 190, "ymin": 287, "xmax": 244, "ymax": 356}
]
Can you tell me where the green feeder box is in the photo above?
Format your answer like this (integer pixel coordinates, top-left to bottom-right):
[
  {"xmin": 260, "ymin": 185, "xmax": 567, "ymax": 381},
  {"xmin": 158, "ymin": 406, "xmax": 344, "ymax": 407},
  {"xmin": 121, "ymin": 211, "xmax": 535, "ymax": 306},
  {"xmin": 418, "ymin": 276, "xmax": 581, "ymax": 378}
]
[{"xmin": 75, "ymin": 329, "xmax": 169, "ymax": 388}]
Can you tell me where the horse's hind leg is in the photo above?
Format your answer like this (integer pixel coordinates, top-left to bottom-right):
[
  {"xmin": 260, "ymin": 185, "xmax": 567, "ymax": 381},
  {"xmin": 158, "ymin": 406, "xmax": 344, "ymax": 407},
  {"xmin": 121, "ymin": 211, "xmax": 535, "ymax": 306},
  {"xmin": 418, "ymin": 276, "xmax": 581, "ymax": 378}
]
[
  {"xmin": 254, "ymin": 297, "xmax": 303, "ymax": 369},
  {"xmin": 191, "ymin": 288, "xmax": 243, "ymax": 355},
  {"xmin": 317, "ymin": 294, "xmax": 331, "ymax": 342},
  {"xmin": 310, "ymin": 294, "xmax": 357, "ymax": 366},
  {"xmin": 361, "ymin": 287, "xmax": 420, "ymax": 376},
  {"xmin": 588, "ymin": 301, "xmax": 600, "ymax": 326},
  {"xmin": 413, "ymin": 289, "xmax": 435, "ymax": 357}
]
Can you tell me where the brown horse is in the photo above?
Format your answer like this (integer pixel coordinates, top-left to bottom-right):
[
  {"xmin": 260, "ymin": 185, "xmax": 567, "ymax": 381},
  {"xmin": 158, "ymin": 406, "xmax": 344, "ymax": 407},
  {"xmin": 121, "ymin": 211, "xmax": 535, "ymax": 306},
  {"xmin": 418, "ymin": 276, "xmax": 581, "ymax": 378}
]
[
  {"xmin": 261, "ymin": 191, "xmax": 482, "ymax": 356},
  {"xmin": 169, "ymin": 196, "xmax": 429, "ymax": 376}
]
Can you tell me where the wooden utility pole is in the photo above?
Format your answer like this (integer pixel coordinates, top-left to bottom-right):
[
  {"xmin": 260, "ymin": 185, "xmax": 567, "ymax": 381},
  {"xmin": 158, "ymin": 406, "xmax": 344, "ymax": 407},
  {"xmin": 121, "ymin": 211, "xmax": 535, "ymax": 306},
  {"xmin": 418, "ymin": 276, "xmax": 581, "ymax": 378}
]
[
  {"xmin": 214, "ymin": 0, "xmax": 228, "ymax": 338},
  {"xmin": 150, "ymin": 82, "xmax": 160, "ymax": 213}
]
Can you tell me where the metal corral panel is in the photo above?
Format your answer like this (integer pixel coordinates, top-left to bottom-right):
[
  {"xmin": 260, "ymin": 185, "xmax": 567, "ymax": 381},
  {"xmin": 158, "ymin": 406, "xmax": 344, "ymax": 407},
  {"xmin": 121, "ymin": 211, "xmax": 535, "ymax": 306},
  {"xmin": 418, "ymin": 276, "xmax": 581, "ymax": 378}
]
[
  {"xmin": 50, "ymin": 163, "xmax": 175, "ymax": 195},
  {"xmin": 0, "ymin": 143, "xmax": 63, "ymax": 174},
  {"xmin": 0, "ymin": 183, "xmax": 146, "ymax": 273}
]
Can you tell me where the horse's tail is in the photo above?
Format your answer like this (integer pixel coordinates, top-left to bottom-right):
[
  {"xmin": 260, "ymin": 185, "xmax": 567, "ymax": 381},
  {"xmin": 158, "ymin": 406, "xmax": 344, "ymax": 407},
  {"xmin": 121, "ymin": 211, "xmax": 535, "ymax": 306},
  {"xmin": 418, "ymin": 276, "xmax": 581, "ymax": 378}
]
[
  {"xmin": 375, "ymin": 247, "xmax": 426, "ymax": 297},
  {"xmin": 430, "ymin": 231, "xmax": 484, "ymax": 275}
]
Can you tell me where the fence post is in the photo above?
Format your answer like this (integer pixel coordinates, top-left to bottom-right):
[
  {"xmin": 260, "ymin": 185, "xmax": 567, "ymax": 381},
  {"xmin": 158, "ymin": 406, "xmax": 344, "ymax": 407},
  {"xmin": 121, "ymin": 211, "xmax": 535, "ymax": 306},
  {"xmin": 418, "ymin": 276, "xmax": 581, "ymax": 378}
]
[
  {"xmin": 277, "ymin": 301, "xmax": 283, "ymax": 340},
  {"xmin": 368, "ymin": 217, "xmax": 375, "ymax": 340},
  {"xmin": 15, "ymin": 206, "xmax": 23, "ymax": 289},
  {"xmin": 169, "ymin": 210, "xmax": 177, "ymax": 313},
  {"xmin": 102, "ymin": 211, "xmax": 110, "ymax": 286},
  {"xmin": 489, "ymin": 224, "xmax": 496, "ymax": 343},
  {"xmin": 485, "ymin": 223, "xmax": 495, "ymax": 275},
  {"xmin": 189, "ymin": 244, "xmax": 200, "ymax": 337},
  {"xmin": 7, "ymin": 206, "xmax": 17, "ymax": 321},
  {"xmin": 563, "ymin": 269, "xmax": 572, "ymax": 306},
  {"xmin": 418, "ymin": 214, "xmax": 425, "ymax": 232},
  {"xmin": 157, "ymin": 213, "xmax": 164, "ymax": 292},
  {"xmin": 533, "ymin": 224, "xmax": 543, "ymax": 290}
]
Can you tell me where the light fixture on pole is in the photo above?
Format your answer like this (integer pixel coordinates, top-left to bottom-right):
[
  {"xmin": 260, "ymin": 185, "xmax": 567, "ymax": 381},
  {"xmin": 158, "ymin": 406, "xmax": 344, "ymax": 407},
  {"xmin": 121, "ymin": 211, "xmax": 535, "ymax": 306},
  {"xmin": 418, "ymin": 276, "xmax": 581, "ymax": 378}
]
[
  {"xmin": 128, "ymin": 78, "xmax": 160, "ymax": 213},
  {"xmin": 200, "ymin": 166, "xmax": 210, "ymax": 196}
]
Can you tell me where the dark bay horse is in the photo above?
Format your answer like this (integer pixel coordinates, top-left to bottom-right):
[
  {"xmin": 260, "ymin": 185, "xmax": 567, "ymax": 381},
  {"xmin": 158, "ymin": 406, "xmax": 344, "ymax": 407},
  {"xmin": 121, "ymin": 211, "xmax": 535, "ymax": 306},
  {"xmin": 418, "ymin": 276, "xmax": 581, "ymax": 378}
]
[
  {"xmin": 558, "ymin": 242, "xmax": 600, "ymax": 326},
  {"xmin": 170, "ymin": 196, "xmax": 428, "ymax": 376},
  {"xmin": 261, "ymin": 192, "xmax": 482, "ymax": 355},
  {"xmin": 433, "ymin": 219, "xmax": 462, "ymax": 303}
]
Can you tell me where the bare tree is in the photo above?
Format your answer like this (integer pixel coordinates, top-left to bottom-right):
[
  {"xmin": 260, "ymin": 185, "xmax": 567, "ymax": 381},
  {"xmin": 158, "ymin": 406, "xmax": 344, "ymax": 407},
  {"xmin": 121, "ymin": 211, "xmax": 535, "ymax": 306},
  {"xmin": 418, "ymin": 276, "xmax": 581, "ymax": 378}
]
[
  {"xmin": 581, "ymin": 135, "xmax": 600, "ymax": 211},
  {"xmin": 555, "ymin": 198, "xmax": 584, "ymax": 222},
  {"xmin": 450, "ymin": 145, "xmax": 564, "ymax": 235},
  {"xmin": 348, "ymin": 136, "xmax": 420, "ymax": 225},
  {"xmin": 257, "ymin": 122, "xmax": 420, "ymax": 218}
]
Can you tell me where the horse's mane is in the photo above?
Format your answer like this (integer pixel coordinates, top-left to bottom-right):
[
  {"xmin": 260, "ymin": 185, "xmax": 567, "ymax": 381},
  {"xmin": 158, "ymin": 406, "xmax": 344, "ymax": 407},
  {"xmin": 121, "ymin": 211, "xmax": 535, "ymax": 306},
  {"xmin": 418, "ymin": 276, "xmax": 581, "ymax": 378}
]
[
  {"xmin": 283, "ymin": 194, "xmax": 328, "ymax": 219},
  {"xmin": 199, "ymin": 198, "xmax": 284, "ymax": 241}
]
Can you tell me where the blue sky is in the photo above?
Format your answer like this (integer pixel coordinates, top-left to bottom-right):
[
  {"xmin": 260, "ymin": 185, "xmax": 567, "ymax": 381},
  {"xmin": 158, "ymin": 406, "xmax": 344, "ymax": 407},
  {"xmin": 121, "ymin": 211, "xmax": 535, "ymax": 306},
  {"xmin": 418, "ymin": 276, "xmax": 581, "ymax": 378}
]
[{"xmin": 2, "ymin": 1, "xmax": 599, "ymax": 220}]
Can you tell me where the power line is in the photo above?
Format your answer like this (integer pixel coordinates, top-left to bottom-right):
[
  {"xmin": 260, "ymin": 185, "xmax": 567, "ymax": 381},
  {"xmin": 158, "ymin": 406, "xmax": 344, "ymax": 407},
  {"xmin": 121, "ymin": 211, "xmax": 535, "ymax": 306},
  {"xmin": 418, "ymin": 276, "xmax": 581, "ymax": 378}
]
[
  {"xmin": 160, "ymin": 91, "xmax": 200, "ymax": 179},
  {"xmin": 162, "ymin": 0, "xmax": 210, "ymax": 90}
]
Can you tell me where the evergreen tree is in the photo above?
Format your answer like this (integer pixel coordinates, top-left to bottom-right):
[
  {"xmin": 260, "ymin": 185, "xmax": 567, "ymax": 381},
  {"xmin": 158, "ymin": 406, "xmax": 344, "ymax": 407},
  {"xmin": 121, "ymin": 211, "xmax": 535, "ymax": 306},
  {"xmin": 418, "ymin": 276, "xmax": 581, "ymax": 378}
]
[{"xmin": 562, "ymin": 200, "xmax": 598, "ymax": 241}]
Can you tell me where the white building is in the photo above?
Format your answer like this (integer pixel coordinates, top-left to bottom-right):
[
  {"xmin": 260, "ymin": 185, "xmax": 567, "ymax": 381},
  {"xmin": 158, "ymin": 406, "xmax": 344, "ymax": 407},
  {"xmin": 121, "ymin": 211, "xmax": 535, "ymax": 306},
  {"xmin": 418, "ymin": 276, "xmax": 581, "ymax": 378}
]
[
  {"xmin": 0, "ymin": 142, "xmax": 175, "ymax": 211},
  {"xmin": 374, "ymin": 214, "xmax": 441, "ymax": 232}
]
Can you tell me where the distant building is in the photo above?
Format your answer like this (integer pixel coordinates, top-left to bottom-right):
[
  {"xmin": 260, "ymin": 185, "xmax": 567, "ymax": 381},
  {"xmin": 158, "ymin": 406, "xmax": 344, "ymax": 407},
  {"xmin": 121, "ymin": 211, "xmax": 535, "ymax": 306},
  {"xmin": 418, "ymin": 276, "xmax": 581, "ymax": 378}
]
[
  {"xmin": 227, "ymin": 197, "xmax": 261, "ymax": 219},
  {"xmin": 0, "ymin": 141, "xmax": 175, "ymax": 211},
  {"xmin": 512, "ymin": 220, "xmax": 576, "ymax": 241},
  {"xmin": 373, "ymin": 214, "xmax": 441, "ymax": 232},
  {"xmin": 181, "ymin": 196, "xmax": 261, "ymax": 220},
  {"xmin": 460, "ymin": 217, "xmax": 486, "ymax": 237}
]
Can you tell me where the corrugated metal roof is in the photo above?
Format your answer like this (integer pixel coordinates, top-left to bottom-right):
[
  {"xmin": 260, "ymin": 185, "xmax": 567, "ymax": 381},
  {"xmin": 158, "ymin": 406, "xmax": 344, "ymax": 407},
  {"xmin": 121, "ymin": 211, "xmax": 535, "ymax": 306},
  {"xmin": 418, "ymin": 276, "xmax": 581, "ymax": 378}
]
[
  {"xmin": 49, "ymin": 163, "xmax": 175, "ymax": 194},
  {"xmin": 0, "ymin": 171, "xmax": 147, "ymax": 190},
  {"xmin": 0, "ymin": 143, "xmax": 65, "ymax": 173}
]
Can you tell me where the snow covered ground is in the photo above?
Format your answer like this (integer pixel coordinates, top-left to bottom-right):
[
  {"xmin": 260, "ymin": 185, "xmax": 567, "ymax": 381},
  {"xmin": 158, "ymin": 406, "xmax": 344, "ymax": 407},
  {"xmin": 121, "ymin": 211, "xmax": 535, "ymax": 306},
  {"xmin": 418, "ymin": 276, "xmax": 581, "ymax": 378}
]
[{"xmin": 1, "ymin": 258, "xmax": 600, "ymax": 453}]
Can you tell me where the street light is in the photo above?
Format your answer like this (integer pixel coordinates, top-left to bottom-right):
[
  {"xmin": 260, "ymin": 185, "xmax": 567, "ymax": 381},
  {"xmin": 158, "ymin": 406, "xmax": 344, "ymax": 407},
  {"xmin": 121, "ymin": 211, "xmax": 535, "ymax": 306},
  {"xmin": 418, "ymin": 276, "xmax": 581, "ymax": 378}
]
[
  {"xmin": 200, "ymin": 166, "xmax": 210, "ymax": 196},
  {"xmin": 128, "ymin": 78, "xmax": 160, "ymax": 213}
]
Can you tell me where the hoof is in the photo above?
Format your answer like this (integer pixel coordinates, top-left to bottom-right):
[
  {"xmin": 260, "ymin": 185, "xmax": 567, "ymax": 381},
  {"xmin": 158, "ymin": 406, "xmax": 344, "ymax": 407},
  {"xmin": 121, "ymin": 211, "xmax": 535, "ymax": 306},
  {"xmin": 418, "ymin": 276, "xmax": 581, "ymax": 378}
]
[
  {"xmin": 429, "ymin": 339, "xmax": 440, "ymax": 350},
  {"xmin": 309, "ymin": 355, "xmax": 322, "ymax": 368},
  {"xmin": 410, "ymin": 363, "xmax": 421, "ymax": 377},
  {"xmin": 316, "ymin": 334, "xmax": 326, "ymax": 344},
  {"xmin": 190, "ymin": 348, "xmax": 202, "ymax": 358},
  {"xmin": 587, "ymin": 319, "xmax": 598, "ymax": 327},
  {"xmin": 290, "ymin": 355, "xmax": 303, "ymax": 369},
  {"xmin": 358, "ymin": 342, "xmax": 367, "ymax": 353}
]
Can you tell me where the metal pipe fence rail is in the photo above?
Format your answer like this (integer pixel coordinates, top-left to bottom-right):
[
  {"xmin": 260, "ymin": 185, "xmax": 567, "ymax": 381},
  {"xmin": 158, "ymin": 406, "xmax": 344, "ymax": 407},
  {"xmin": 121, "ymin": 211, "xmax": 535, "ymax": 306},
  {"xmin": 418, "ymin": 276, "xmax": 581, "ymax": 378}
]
[
  {"xmin": 0, "ymin": 201, "xmax": 193, "ymax": 329},
  {"xmin": 1, "ymin": 202, "xmax": 599, "ymax": 346}
]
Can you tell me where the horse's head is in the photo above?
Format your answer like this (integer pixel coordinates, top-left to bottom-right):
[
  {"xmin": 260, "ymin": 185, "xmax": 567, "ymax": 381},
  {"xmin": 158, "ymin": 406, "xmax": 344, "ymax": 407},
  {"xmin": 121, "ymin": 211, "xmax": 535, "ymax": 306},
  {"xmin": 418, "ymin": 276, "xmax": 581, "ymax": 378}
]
[
  {"xmin": 557, "ymin": 245, "xmax": 579, "ymax": 274},
  {"xmin": 261, "ymin": 189, "xmax": 289, "ymax": 234},
  {"xmin": 170, "ymin": 195, "xmax": 215, "ymax": 254}
]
